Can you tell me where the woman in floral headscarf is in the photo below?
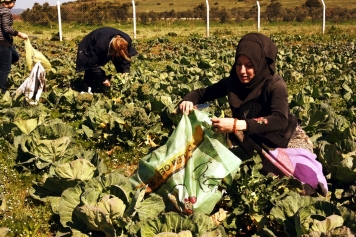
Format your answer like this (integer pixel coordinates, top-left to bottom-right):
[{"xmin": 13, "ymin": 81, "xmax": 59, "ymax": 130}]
[{"xmin": 179, "ymin": 33, "xmax": 328, "ymax": 196}]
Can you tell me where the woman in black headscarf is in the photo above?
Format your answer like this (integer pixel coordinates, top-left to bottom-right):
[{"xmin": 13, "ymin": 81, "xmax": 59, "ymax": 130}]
[
  {"xmin": 180, "ymin": 33, "xmax": 295, "ymax": 150},
  {"xmin": 179, "ymin": 33, "xmax": 328, "ymax": 196}
]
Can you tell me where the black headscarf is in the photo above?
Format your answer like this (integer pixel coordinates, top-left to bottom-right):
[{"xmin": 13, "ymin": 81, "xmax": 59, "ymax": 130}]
[{"xmin": 228, "ymin": 33, "xmax": 278, "ymax": 109}]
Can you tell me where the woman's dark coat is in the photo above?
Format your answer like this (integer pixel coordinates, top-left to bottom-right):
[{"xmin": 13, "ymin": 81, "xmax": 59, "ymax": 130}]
[
  {"xmin": 183, "ymin": 74, "xmax": 297, "ymax": 152},
  {"xmin": 76, "ymin": 27, "xmax": 137, "ymax": 81},
  {"xmin": 183, "ymin": 33, "xmax": 297, "ymax": 154}
]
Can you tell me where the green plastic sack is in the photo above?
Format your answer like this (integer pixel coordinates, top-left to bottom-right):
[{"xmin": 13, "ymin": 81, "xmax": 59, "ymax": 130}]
[
  {"xmin": 130, "ymin": 109, "xmax": 241, "ymax": 215},
  {"xmin": 25, "ymin": 39, "xmax": 51, "ymax": 71}
]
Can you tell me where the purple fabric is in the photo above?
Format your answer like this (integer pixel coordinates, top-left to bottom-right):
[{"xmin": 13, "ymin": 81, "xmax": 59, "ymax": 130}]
[{"xmin": 264, "ymin": 148, "xmax": 328, "ymax": 191}]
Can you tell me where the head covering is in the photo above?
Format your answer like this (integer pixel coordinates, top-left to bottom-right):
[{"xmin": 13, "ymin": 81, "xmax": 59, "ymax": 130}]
[
  {"xmin": 228, "ymin": 33, "xmax": 278, "ymax": 111},
  {"xmin": 0, "ymin": 0, "xmax": 15, "ymax": 3}
]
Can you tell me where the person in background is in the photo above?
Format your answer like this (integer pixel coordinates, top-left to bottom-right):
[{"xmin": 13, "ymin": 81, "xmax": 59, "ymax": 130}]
[
  {"xmin": 75, "ymin": 27, "xmax": 138, "ymax": 93},
  {"xmin": 0, "ymin": 0, "xmax": 28, "ymax": 94},
  {"xmin": 179, "ymin": 33, "xmax": 328, "ymax": 196}
]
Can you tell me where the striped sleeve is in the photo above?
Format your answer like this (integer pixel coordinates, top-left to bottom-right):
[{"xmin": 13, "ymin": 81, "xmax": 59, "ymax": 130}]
[{"xmin": 0, "ymin": 8, "xmax": 18, "ymax": 36}]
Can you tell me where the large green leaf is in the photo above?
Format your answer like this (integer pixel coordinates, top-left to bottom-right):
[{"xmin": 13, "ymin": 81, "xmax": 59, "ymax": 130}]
[
  {"xmin": 136, "ymin": 193, "xmax": 165, "ymax": 221},
  {"xmin": 73, "ymin": 195, "xmax": 126, "ymax": 237},
  {"xmin": 54, "ymin": 159, "xmax": 96, "ymax": 181},
  {"xmin": 270, "ymin": 192, "xmax": 316, "ymax": 236},
  {"xmin": 302, "ymin": 215, "xmax": 344, "ymax": 233},
  {"xmin": 58, "ymin": 172, "xmax": 135, "ymax": 231},
  {"xmin": 31, "ymin": 136, "xmax": 72, "ymax": 167},
  {"xmin": 339, "ymin": 206, "xmax": 356, "ymax": 233},
  {"xmin": 13, "ymin": 118, "xmax": 39, "ymax": 135},
  {"xmin": 139, "ymin": 212, "xmax": 225, "ymax": 237},
  {"xmin": 30, "ymin": 176, "xmax": 78, "ymax": 202},
  {"xmin": 58, "ymin": 185, "xmax": 83, "ymax": 227}
]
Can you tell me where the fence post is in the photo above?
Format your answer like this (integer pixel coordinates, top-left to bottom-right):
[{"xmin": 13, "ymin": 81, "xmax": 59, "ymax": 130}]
[
  {"xmin": 256, "ymin": 1, "xmax": 260, "ymax": 32},
  {"xmin": 206, "ymin": 0, "xmax": 210, "ymax": 37},
  {"xmin": 132, "ymin": 0, "xmax": 137, "ymax": 39},
  {"xmin": 321, "ymin": 0, "xmax": 326, "ymax": 34},
  {"xmin": 57, "ymin": 1, "xmax": 63, "ymax": 41}
]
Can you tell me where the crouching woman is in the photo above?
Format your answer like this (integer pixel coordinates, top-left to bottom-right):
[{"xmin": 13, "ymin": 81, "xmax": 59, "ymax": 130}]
[{"xmin": 179, "ymin": 33, "xmax": 328, "ymax": 196}]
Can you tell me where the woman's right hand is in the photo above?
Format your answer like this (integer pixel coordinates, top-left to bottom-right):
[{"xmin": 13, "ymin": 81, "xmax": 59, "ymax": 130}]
[
  {"xmin": 17, "ymin": 32, "xmax": 28, "ymax": 39},
  {"xmin": 103, "ymin": 79, "xmax": 111, "ymax": 87},
  {"xmin": 179, "ymin": 101, "xmax": 194, "ymax": 114}
]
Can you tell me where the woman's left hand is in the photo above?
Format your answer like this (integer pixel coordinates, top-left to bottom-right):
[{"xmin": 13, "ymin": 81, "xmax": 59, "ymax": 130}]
[
  {"xmin": 211, "ymin": 118, "xmax": 235, "ymax": 133},
  {"xmin": 211, "ymin": 117, "xmax": 247, "ymax": 133}
]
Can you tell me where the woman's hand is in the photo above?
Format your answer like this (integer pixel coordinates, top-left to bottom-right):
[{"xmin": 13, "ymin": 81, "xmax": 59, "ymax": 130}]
[
  {"xmin": 211, "ymin": 117, "xmax": 247, "ymax": 133},
  {"xmin": 103, "ymin": 79, "xmax": 111, "ymax": 87},
  {"xmin": 17, "ymin": 32, "xmax": 28, "ymax": 39},
  {"xmin": 179, "ymin": 101, "xmax": 194, "ymax": 114}
]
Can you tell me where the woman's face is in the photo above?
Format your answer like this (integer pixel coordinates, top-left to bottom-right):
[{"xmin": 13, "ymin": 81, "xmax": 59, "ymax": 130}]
[
  {"xmin": 4, "ymin": 1, "xmax": 15, "ymax": 9},
  {"xmin": 235, "ymin": 54, "xmax": 255, "ymax": 84}
]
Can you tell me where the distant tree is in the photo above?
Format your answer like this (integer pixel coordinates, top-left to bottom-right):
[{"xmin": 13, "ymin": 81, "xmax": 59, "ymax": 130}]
[
  {"xmin": 283, "ymin": 8, "xmax": 295, "ymax": 21},
  {"xmin": 180, "ymin": 9, "xmax": 193, "ymax": 18},
  {"xmin": 295, "ymin": 6, "xmax": 308, "ymax": 22},
  {"xmin": 20, "ymin": 3, "xmax": 55, "ymax": 25},
  {"xmin": 110, "ymin": 3, "xmax": 130, "ymax": 22},
  {"xmin": 139, "ymin": 12, "xmax": 149, "ymax": 24},
  {"xmin": 193, "ymin": 3, "xmax": 205, "ymax": 18},
  {"xmin": 148, "ymin": 11, "xmax": 158, "ymax": 22},
  {"xmin": 219, "ymin": 7, "xmax": 231, "ymax": 23},
  {"xmin": 230, "ymin": 7, "xmax": 244, "ymax": 21},
  {"xmin": 210, "ymin": 7, "xmax": 220, "ymax": 20},
  {"xmin": 309, "ymin": 7, "xmax": 323, "ymax": 22},
  {"xmin": 265, "ymin": 1, "xmax": 285, "ymax": 21},
  {"xmin": 303, "ymin": 0, "xmax": 322, "ymax": 8},
  {"xmin": 244, "ymin": 5, "xmax": 257, "ymax": 20},
  {"xmin": 168, "ymin": 9, "xmax": 177, "ymax": 18},
  {"xmin": 328, "ymin": 7, "xmax": 351, "ymax": 22},
  {"xmin": 42, "ymin": 2, "xmax": 57, "ymax": 22}
]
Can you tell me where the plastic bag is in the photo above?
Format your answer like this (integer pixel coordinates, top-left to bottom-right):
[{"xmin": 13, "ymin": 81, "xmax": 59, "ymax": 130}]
[
  {"xmin": 25, "ymin": 39, "xmax": 51, "ymax": 71},
  {"xmin": 130, "ymin": 109, "xmax": 241, "ymax": 215},
  {"xmin": 15, "ymin": 61, "xmax": 46, "ymax": 105}
]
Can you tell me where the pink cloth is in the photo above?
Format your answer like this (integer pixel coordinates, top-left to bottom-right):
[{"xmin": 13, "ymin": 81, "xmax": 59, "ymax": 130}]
[{"xmin": 262, "ymin": 148, "xmax": 328, "ymax": 192}]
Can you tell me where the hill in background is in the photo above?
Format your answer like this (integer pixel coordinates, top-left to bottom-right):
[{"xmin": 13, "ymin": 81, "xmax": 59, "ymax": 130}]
[
  {"xmin": 14, "ymin": 0, "xmax": 356, "ymax": 14},
  {"xmin": 12, "ymin": 8, "xmax": 25, "ymax": 14}
]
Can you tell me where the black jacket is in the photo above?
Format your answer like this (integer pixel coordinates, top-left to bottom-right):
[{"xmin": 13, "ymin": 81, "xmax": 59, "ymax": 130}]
[
  {"xmin": 76, "ymin": 27, "xmax": 138, "ymax": 78},
  {"xmin": 183, "ymin": 74, "xmax": 297, "ymax": 152}
]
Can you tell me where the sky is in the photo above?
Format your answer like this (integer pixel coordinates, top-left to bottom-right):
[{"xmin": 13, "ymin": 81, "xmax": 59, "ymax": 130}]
[{"xmin": 14, "ymin": 0, "xmax": 75, "ymax": 10}]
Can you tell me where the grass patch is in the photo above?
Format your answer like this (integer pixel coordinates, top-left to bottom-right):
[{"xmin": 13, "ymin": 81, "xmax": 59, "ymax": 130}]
[
  {"xmin": 13, "ymin": 19, "xmax": 356, "ymax": 41},
  {"xmin": 0, "ymin": 139, "xmax": 53, "ymax": 236}
]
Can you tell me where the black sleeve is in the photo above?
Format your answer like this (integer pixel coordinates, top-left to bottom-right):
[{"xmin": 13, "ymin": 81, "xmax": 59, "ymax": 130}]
[
  {"xmin": 182, "ymin": 77, "xmax": 229, "ymax": 105},
  {"xmin": 85, "ymin": 48, "xmax": 107, "ymax": 82},
  {"xmin": 245, "ymin": 78, "xmax": 289, "ymax": 134}
]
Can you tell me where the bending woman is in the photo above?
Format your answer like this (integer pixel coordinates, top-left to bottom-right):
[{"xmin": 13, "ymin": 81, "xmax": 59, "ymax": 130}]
[
  {"xmin": 76, "ymin": 27, "xmax": 138, "ymax": 93},
  {"xmin": 179, "ymin": 33, "xmax": 328, "ymax": 196}
]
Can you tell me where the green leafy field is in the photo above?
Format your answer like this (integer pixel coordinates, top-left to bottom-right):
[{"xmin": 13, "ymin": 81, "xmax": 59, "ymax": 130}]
[{"xmin": 0, "ymin": 23, "xmax": 356, "ymax": 236}]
